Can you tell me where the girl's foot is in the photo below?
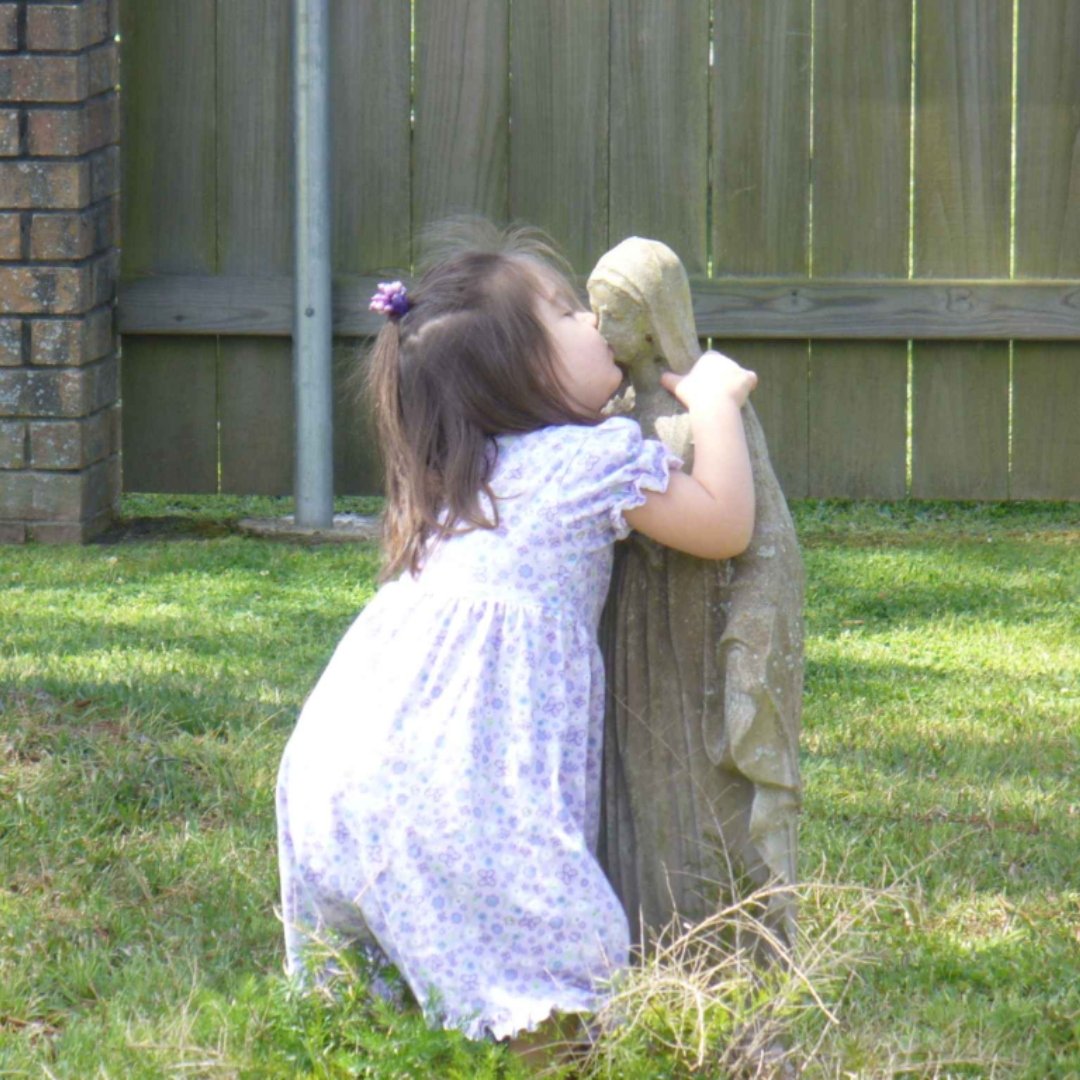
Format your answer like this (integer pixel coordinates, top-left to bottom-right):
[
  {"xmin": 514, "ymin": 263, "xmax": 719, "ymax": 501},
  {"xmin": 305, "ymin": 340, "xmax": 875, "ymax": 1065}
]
[{"xmin": 506, "ymin": 1013, "xmax": 596, "ymax": 1072}]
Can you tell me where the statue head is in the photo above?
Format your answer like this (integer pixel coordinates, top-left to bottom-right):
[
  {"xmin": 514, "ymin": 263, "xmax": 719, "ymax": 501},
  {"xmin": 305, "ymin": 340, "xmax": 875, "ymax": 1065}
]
[{"xmin": 586, "ymin": 238, "xmax": 700, "ymax": 394}]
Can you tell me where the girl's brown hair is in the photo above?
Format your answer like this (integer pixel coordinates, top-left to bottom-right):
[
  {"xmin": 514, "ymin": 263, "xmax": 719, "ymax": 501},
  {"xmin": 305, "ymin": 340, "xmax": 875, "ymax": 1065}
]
[{"xmin": 367, "ymin": 221, "xmax": 594, "ymax": 580}]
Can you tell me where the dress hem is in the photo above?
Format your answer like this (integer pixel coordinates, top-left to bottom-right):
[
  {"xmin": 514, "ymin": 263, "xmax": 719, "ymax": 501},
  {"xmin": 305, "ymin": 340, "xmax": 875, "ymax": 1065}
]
[{"xmin": 446, "ymin": 999, "xmax": 597, "ymax": 1042}]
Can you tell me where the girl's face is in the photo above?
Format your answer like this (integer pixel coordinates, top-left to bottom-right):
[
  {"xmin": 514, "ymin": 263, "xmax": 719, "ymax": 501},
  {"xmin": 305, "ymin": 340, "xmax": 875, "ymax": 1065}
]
[{"xmin": 534, "ymin": 282, "xmax": 623, "ymax": 417}]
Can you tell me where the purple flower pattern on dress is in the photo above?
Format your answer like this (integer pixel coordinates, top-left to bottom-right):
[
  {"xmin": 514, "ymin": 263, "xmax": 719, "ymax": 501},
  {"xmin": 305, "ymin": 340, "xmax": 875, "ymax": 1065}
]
[{"xmin": 275, "ymin": 417, "xmax": 680, "ymax": 1040}]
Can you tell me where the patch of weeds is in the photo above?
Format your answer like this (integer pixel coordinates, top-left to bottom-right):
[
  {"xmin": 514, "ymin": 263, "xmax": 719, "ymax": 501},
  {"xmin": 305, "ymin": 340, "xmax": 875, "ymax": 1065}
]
[
  {"xmin": 571, "ymin": 881, "xmax": 880, "ymax": 1079},
  {"xmin": 135, "ymin": 953, "xmax": 527, "ymax": 1079}
]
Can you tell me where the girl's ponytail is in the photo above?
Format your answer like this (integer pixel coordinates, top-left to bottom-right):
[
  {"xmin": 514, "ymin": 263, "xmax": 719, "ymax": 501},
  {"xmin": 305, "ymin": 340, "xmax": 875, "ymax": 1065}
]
[{"xmin": 365, "ymin": 318, "xmax": 417, "ymax": 577}]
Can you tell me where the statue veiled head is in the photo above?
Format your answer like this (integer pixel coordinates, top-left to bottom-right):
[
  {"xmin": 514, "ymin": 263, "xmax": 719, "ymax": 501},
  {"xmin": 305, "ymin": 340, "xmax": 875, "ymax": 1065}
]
[{"xmin": 586, "ymin": 237, "xmax": 700, "ymax": 395}]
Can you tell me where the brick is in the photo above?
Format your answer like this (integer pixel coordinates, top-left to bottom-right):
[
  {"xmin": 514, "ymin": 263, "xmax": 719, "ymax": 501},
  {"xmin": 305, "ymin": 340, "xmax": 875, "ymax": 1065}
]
[
  {"xmin": 85, "ymin": 40, "xmax": 116, "ymax": 97},
  {"xmin": 0, "ymin": 368, "xmax": 66, "ymax": 416},
  {"xmin": 30, "ymin": 477, "xmax": 117, "ymax": 540},
  {"xmin": 0, "ymin": 54, "xmax": 87, "ymax": 103},
  {"xmin": 88, "ymin": 143, "xmax": 117, "ymax": 201},
  {"xmin": 0, "ymin": 417, "xmax": 23, "ymax": 467},
  {"xmin": 30, "ymin": 305, "xmax": 111, "ymax": 365},
  {"xmin": 0, "ymin": 5, "xmax": 17, "ymax": 53},
  {"xmin": 0, "ymin": 109, "xmax": 19, "ymax": 156},
  {"xmin": 29, "ymin": 208, "xmax": 86, "ymax": 260},
  {"xmin": 0, "ymin": 210, "xmax": 21, "ymax": 260},
  {"xmin": 0, "ymin": 263, "xmax": 86, "ymax": 314},
  {"xmin": 0, "ymin": 520, "xmax": 27, "ymax": 542},
  {"xmin": 0, "ymin": 468, "xmax": 30, "ymax": 516},
  {"xmin": 30, "ymin": 198, "xmax": 114, "ymax": 260},
  {"xmin": 89, "ymin": 349, "xmax": 116, "ymax": 410},
  {"xmin": 27, "ymin": 0, "xmax": 111, "ymax": 52},
  {"xmin": 106, "ymin": 398, "xmax": 118, "ymax": 453},
  {"xmin": 103, "ymin": 442, "xmax": 118, "ymax": 495},
  {"xmin": 0, "ymin": 317, "xmax": 21, "ymax": 363},
  {"xmin": 0, "ymin": 354, "xmax": 116, "ymax": 417},
  {"xmin": 24, "ymin": 468, "xmax": 83, "ymax": 519},
  {"xmin": 0, "ymin": 158, "xmax": 89, "ymax": 209},
  {"xmin": 29, "ymin": 407, "xmax": 111, "ymax": 468},
  {"xmin": 0, "ymin": 467, "xmax": 118, "ymax": 529},
  {"xmin": 29, "ymin": 519, "xmax": 85, "ymax": 542},
  {"xmin": 26, "ymin": 92, "xmax": 118, "ymax": 156},
  {"xmin": 80, "ymin": 246, "xmax": 117, "ymax": 311},
  {"xmin": 15, "ymin": 454, "xmax": 119, "ymax": 528},
  {"xmin": 34, "ymin": 468, "xmax": 92, "ymax": 519},
  {"xmin": 91, "ymin": 244, "xmax": 117, "ymax": 298},
  {"xmin": 0, "ymin": 250, "xmax": 115, "ymax": 315}
]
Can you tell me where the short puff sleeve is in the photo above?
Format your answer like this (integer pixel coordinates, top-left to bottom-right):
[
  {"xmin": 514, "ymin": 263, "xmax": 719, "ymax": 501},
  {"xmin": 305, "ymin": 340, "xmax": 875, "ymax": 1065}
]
[{"xmin": 563, "ymin": 416, "xmax": 682, "ymax": 540}]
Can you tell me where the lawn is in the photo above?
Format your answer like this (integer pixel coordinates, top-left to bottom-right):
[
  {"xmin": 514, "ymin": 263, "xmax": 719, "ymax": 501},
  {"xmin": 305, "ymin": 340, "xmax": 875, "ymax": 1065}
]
[{"xmin": 1, "ymin": 498, "xmax": 1077, "ymax": 1077}]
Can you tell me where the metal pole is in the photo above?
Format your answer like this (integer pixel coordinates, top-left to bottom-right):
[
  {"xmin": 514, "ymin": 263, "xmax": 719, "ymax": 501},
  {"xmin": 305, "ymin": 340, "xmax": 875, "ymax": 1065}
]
[{"xmin": 292, "ymin": 0, "xmax": 333, "ymax": 528}]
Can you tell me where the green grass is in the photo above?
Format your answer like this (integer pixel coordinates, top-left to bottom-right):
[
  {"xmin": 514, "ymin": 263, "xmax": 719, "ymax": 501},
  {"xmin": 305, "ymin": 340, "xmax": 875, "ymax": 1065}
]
[
  {"xmin": 792, "ymin": 502, "xmax": 1080, "ymax": 1078},
  {"xmin": 1, "ymin": 497, "xmax": 1078, "ymax": 1077}
]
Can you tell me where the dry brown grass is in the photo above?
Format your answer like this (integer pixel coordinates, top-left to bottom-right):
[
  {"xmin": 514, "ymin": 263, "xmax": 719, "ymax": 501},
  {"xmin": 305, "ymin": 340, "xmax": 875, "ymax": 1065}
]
[{"xmin": 561, "ymin": 878, "xmax": 887, "ymax": 1079}]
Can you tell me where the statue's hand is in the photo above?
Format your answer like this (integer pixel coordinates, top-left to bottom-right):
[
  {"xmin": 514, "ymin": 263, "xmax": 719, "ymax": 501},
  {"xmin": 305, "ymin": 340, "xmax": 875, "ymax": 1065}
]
[{"xmin": 660, "ymin": 350, "xmax": 757, "ymax": 416}]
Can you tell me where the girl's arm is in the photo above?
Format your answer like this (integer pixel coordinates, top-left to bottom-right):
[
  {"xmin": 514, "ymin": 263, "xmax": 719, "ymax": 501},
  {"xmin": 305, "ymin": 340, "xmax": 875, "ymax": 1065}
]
[{"xmin": 622, "ymin": 351, "xmax": 756, "ymax": 560}]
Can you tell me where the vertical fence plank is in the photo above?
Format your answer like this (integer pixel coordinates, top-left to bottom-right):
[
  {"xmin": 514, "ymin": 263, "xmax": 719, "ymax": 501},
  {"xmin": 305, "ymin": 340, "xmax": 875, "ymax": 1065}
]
[
  {"xmin": 218, "ymin": 339, "xmax": 293, "ymax": 495},
  {"xmin": 330, "ymin": 1, "xmax": 411, "ymax": 495},
  {"xmin": 121, "ymin": 339, "xmax": 218, "ymax": 494},
  {"xmin": 333, "ymin": 343, "xmax": 381, "ymax": 497},
  {"xmin": 911, "ymin": 0, "xmax": 1011, "ymax": 499},
  {"xmin": 1012, "ymin": 1, "xmax": 1080, "ymax": 499},
  {"xmin": 721, "ymin": 341, "xmax": 810, "ymax": 499},
  {"xmin": 712, "ymin": 0, "xmax": 811, "ymax": 278},
  {"xmin": 510, "ymin": 0, "xmax": 609, "ymax": 273},
  {"xmin": 120, "ymin": 1, "xmax": 217, "ymax": 492},
  {"xmin": 413, "ymin": 0, "xmax": 509, "ymax": 232},
  {"xmin": 609, "ymin": 0, "xmax": 709, "ymax": 273},
  {"xmin": 712, "ymin": 0, "xmax": 811, "ymax": 497},
  {"xmin": 215, "ymin": 0, "xmax": 293, "ymax": 496},
  {"xmin": 809, "ymin": 0, "xmax": 911, "ymax": 498},
  {"xmin": 331, "ymin": 1, "xmax": 412, "ymax": 277}
]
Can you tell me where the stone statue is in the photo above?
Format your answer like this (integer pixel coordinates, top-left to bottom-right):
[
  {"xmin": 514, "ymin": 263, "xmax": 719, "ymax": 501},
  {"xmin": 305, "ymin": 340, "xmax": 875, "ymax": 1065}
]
[{"xmin": 589, "ymin": 238, "xmax": 804, "ymax": 955}]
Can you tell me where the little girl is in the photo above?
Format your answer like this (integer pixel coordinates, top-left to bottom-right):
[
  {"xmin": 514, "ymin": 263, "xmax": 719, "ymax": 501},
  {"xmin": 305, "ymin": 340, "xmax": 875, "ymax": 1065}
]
[{"xmin": 275, "ymin": 223, "xmax": 757, "ymax": 1045}]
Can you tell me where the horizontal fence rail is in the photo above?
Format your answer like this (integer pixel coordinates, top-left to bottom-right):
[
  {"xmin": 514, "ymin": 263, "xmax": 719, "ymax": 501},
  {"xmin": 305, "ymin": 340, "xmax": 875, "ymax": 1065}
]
[{"xmin": 118, "ymin": 276, "xmax": 1080, "ymax": 340}]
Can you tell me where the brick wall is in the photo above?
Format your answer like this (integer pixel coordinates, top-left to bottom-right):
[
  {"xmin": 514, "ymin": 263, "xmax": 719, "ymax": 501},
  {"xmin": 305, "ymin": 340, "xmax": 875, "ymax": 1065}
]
[{"xmin": 0, "ymin": 0, "xmax": 119, "ymax": 543}]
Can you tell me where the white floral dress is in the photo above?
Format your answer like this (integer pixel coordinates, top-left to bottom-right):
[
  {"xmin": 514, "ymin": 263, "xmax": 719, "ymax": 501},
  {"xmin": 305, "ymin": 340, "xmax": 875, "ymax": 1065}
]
[{"xmin": 275, "ymin": 417, "xmax": 680, "ymax": 1039}]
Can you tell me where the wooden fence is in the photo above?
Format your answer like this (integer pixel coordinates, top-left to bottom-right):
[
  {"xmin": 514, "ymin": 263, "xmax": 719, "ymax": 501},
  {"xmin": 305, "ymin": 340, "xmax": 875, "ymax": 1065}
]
[{"xmin": 118, "ymin": 0, "xmax": 1080, "ymax": 500}]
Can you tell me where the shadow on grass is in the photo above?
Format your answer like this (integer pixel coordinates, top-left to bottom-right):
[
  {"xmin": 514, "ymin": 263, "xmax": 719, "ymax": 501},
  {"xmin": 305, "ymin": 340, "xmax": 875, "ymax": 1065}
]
[
  {"xmin": 93, "ymin": 516, "xmax": 239, "ymax": 544},
  {"xmin": 805, "ymin": 544, "xmax": 1076, "ymax": 633}
]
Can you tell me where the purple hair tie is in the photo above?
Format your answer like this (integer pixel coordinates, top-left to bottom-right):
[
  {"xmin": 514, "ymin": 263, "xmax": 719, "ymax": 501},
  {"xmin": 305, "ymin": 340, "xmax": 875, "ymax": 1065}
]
[{"xmin": 370, "ymin": 280, "xmax": 410, "ymax": 319}]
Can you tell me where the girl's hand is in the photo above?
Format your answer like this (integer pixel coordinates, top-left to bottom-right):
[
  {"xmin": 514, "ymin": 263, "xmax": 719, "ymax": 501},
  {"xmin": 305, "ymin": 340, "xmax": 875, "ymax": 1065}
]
[{"xmin": 660, "ymin": 350, "xmax": 757, "ymax": 415}]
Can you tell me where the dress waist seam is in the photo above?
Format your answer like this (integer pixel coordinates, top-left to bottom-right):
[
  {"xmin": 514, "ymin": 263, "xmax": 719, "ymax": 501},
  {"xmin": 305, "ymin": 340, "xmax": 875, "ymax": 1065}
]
[{"xmin": 403, "ymin": 577, "xmax": 577, "ymax": 618}]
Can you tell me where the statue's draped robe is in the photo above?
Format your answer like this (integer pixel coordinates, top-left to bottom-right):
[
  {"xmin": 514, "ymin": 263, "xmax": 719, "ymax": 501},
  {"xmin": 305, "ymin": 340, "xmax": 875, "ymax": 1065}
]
[{"xmin": 590, "ymin": 238, "xmax": 804, "ymax": 954}]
